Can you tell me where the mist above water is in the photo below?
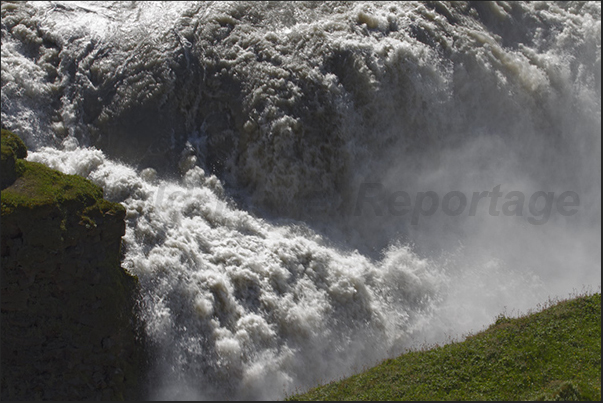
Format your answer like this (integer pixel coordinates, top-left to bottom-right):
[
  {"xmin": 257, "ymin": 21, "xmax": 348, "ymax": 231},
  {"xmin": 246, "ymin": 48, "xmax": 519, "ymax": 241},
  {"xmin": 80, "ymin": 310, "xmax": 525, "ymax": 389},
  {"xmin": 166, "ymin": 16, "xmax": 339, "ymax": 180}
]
[{"xmin": 2, "ymin": 1, "xmax": 600, "ymax": 400}]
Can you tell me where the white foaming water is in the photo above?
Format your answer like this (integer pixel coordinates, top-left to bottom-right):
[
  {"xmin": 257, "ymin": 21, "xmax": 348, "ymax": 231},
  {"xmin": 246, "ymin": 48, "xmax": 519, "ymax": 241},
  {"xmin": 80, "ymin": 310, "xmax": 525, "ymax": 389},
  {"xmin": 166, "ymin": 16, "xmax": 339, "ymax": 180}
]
[
  {"xmin": 26, "ymin": 144, "xmax": 450, "ymax": 399},
  {"xmin": 26, "ymin": 143, "xmax": 552, "ymax": 400},
  {"xmin": 2, "ymin": 1, "xmax": 601, "ymax": 400}
]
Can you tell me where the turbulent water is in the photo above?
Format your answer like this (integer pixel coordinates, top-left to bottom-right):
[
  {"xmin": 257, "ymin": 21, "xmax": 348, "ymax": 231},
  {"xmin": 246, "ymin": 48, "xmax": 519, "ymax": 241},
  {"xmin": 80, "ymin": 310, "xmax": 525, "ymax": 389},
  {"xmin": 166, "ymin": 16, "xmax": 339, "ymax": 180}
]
[{"xmin": 2, "ymin": 1, "xmax": 601, "ymax": 400}]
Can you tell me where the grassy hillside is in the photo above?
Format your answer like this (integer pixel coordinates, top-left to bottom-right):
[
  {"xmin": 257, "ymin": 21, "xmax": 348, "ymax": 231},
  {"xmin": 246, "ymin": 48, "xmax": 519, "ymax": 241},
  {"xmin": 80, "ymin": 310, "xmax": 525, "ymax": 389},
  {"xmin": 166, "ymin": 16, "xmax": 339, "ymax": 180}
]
[
  {"xmin": 287, "ymin": 292, "xmax": 601, "ymax": 401},
  {"xmin": 1, "ymin": 129, "xmax": 122, "ymax": 219}
]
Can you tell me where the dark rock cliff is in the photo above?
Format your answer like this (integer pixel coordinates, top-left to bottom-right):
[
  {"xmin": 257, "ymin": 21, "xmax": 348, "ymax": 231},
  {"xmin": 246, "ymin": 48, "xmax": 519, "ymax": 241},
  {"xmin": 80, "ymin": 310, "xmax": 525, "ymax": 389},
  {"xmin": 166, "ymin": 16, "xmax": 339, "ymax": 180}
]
[{"xmin": 1, "ymin": 129, "xmax": 144, "ymax": 400}]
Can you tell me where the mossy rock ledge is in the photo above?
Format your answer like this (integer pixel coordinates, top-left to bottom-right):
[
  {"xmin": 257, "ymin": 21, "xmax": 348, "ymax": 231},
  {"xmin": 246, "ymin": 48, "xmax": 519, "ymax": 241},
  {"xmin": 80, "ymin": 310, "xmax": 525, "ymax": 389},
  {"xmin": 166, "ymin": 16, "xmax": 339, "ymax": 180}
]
[{"xmin": 1, "ymin": 129, "xmax": 144, "ymax": 400}]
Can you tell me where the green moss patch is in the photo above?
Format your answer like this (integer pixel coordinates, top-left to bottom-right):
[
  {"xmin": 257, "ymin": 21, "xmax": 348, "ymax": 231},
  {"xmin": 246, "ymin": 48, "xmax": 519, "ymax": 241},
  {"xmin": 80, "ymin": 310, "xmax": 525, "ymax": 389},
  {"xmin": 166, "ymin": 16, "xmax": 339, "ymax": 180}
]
[
  {"xmin": 287, "ymin": 293, "xmax": 601, "ymax": 401},
  {"xmin": 3, "ymin": 160, "xmax": 100, "ymax": 210},
  {"xmin": 1, "ymin": 128, "xmax": 27, "ymax": 160},
  {"xmin": 1, "ymin": 129, "xmax": 124, "ymax": 224},
  {"xmin": 1, "ymin": 129, "xmax": 28, "ymax": 189}
]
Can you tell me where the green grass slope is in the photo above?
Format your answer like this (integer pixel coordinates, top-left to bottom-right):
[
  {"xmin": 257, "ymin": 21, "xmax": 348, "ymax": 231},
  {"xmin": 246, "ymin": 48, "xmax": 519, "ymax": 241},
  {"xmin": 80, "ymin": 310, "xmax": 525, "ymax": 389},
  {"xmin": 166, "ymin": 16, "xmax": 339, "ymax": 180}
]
[
  {"xmin": 1, "ymin": 128, "xmax": 123, "ymax": 222},
  {"xmin": 287, "ymin": 293, "xmax": 601, "ymax": 401}
]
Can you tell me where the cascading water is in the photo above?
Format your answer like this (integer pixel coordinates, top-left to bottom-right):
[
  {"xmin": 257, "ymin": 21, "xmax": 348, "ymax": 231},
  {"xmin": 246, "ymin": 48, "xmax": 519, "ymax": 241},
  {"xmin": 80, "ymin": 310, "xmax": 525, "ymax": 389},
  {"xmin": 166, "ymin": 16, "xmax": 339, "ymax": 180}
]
[{"xmin": 2, "ymin": 1, "xmax": 600, "ymax": 400}]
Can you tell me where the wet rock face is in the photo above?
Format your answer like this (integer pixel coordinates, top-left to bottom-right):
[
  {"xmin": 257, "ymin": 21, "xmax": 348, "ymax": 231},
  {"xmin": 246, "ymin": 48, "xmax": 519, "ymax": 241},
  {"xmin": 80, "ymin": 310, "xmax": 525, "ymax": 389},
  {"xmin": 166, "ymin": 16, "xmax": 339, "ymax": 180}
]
[{"xmin": 1, "ymin": 129, "xmax": 144, "ymax": 401}]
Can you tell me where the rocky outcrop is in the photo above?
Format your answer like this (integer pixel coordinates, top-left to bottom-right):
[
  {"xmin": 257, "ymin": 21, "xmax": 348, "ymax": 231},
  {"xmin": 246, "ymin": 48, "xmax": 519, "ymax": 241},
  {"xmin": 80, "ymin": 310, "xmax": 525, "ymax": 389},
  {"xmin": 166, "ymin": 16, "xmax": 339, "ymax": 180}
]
[
  {"xmin": 0, "ymin": 127, "xmax": 27, "ymax": 189},
  {"xmin": 1, "ymin": 129, "xmax": 144, "ymax": 400}
]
